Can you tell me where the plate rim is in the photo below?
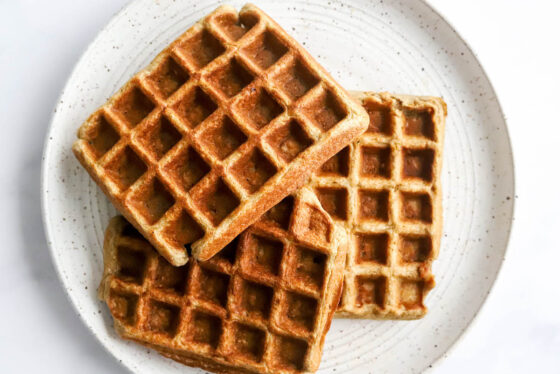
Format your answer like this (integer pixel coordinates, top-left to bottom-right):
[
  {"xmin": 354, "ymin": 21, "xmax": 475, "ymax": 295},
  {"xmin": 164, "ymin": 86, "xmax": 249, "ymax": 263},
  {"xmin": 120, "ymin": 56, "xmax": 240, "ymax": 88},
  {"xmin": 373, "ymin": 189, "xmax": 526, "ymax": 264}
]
[{"xmin": 40, "ymin": 0, "xmax": 516, "ymax": 372}]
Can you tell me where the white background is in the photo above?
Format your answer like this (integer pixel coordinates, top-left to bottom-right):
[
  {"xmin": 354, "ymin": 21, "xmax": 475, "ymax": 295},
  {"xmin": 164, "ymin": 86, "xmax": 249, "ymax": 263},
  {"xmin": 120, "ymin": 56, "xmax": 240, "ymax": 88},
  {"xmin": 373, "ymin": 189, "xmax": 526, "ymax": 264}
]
[{"xmin": 1, "ymin": 0, "xmax": 558, "ymax": 372}]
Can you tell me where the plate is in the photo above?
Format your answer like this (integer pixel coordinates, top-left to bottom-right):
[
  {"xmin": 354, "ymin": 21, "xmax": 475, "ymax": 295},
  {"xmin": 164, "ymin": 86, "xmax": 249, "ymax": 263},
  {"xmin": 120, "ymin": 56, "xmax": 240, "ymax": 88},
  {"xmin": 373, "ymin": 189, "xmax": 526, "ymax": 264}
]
[{"xmin": 41, "ymin": 0, "xmax": 515, "ymax": 372}]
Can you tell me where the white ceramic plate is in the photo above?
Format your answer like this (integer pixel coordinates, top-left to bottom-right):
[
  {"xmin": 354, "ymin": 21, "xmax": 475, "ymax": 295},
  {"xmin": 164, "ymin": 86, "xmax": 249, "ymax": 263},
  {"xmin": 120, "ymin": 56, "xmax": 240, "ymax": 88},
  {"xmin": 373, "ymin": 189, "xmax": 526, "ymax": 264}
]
[{"xmin": 41, "ymin": 0, "xmax": 515, "ymax": 373}]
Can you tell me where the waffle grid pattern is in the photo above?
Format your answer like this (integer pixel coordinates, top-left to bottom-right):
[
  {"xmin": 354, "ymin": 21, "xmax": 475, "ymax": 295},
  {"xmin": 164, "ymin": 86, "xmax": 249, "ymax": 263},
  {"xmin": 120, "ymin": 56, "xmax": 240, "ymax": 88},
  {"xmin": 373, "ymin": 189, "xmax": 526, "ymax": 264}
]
[
  {"xmin": 100, "ymin": 188, "xmax": 346, "ymax": 373},
  {"xmin": 310, "ymin": 92, "xmax": 446, "ymax": 319},
  {"xmin": 73, "ymin": 4, "xmax": 367, "ymax": 266}
]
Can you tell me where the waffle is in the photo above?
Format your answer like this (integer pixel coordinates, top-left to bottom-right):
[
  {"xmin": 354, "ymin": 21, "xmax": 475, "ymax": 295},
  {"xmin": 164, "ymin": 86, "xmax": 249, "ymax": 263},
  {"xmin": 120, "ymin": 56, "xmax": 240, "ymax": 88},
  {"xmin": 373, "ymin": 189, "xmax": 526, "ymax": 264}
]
[
  {"xmin": 73, "ymin": 4, "xmax": 368, "ymax": 266},
  {"xmin": 99, "ymin": 186, "xmax": 347, "ymax": 374},
  {"xmin": 309, "ymin": 92, "xmax": 446, "ymax": 319}
]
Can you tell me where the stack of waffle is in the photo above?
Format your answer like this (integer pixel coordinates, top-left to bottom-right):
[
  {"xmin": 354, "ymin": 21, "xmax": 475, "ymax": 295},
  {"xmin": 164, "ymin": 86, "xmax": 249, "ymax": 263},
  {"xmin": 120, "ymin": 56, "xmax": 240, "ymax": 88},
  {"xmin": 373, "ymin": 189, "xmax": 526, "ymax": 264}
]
[{"xmin": 73, "ymin": 4, "xmax": 446, "ymax": 373}]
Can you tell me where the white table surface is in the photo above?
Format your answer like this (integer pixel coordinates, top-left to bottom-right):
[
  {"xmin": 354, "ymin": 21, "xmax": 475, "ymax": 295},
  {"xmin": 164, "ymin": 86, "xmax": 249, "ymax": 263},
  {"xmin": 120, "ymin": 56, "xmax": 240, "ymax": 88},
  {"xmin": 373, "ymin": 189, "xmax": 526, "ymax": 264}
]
[{"xmin": 1, "ymin": 0, "xmax": 558, "ymax": 372}]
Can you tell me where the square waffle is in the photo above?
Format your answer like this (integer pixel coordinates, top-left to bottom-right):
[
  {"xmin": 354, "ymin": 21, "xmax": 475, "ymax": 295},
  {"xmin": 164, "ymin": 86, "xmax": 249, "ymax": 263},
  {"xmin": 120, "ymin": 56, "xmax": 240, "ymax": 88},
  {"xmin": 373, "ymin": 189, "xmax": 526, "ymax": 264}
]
[
  {"xmin": 99, "ymin": 187, "xmax": 347, "ymax": 374},
  {"xmin": 73, "ymin": 3, "xmax": 368, "ymax": 266},
  {"xmin": 311, "ymin": 92, "xmax": 447, "ymax": 319}
]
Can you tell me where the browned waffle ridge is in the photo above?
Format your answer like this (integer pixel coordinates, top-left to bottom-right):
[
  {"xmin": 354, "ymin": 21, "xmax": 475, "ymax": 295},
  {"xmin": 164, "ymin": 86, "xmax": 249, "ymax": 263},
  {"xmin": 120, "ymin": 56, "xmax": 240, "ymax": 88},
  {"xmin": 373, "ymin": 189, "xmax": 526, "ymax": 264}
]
[
  {"xmin": 73, "ymin": 3, "xmax": 368, "ymax": 266},
  {"xmin": 99, "ymin": 187, "xmax": 347, "ymax": 374},
  {"xmin": 310, "ymin": 92, "xmax": 446, "ymax": 319}
]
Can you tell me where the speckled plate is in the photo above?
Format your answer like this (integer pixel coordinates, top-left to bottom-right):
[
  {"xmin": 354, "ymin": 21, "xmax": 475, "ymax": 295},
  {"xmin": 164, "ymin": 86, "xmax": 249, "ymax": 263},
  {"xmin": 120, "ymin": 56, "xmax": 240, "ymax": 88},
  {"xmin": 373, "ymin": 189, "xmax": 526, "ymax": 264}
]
[{"xmin": 41, "ymin": 0, "xmax": 514, "ymax": 373}]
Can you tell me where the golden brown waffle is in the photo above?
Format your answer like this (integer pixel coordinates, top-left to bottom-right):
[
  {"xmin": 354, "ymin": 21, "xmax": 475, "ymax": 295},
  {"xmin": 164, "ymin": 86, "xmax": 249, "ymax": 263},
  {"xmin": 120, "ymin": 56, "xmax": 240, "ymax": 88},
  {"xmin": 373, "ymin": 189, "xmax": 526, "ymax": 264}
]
[
  {"xmin": 309, "ymin": 92, "xmax": 446, "ymax": 319},
  {"xmin": 73, "ymin": 3, "xmax": 368, "ymax": 266},
  {"xmin": 99, "ymin": 187, "xmax": 347, "ymax": 374}
]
